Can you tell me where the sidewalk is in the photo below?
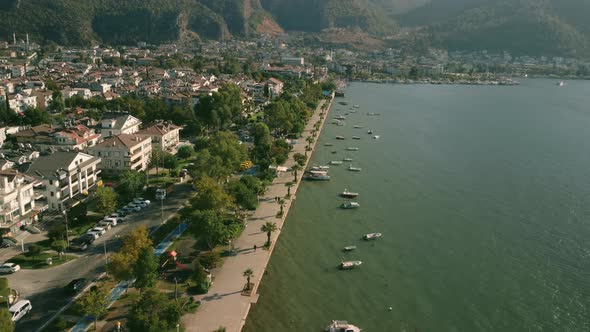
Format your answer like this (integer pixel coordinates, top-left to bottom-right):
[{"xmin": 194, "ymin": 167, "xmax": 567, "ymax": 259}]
[{"xmin": 181, "ymin": 96, "xmax": 333, "ymax": 332}]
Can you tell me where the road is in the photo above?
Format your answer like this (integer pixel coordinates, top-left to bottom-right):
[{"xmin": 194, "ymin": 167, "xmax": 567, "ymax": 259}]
[{"xmin": 3, "ymin": 183, "xmax": 194, "ymax": 332}]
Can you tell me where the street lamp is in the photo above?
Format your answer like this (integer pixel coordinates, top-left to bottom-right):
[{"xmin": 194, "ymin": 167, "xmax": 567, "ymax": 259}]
[
  {"xmin": 176, "ymin": 323, "xmax": 180, "ymax": 332},
  {"xmin": 62, "ymin": 210, "xmax": 69, "ymax": 249}
]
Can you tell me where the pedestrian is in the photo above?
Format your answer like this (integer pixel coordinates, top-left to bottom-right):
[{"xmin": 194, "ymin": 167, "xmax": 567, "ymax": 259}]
[{"xmin": 254, "ymin": 244, "xmax": 257, "ymax": 251}]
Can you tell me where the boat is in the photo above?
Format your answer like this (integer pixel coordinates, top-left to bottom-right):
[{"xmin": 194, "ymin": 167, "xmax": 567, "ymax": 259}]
[
  {"xmin": 329, "ymin": 161, "xmax": 343, "ymax": 165},
  {"xmin": 343, "ymin": 246, "xmax": 357, "ymax": 251},
  {"xmin": 340, "ymin": 189, "xmax": 359, "ymax": 198},
  {"xmin": 336, "ymin": 135, "xmax": 345, "ymax": 140},
  {"xmin": 364, "ymin": 233, "xmax": 382, "ymax": 240},
  {"xmin": 326, "ymin": 320, "xmax": 362, "ymax": 332},
  {"xmin": 367, "ymin": 130, "xmax": 373, "ymax": 134},
  {"xmin": 337, "ymin": 122, "xmax": 345, "ymax": 126},
  {"xmin": 340, "ymin": 261, "xmax": 362, "ymax": 270},
  {"xmin": 373, "ymin": 135, "xmax": 380, "ymax": 140},
  {"xmin": 353, "ymin": 125, "xmax": 364, "ymax": 129},
  {"xmin": 331, "ymin": 151, "xmax": 338, "ymax": 154},
  {"xmin": 324, "ymin": 143, "xmax": 334, "ymax": 146},
  {"xmin": 353, "ymin": 105, "xmax": 360, "ymax": 108},
  {"xmin": 335, "ymin": 91, "xmax": 345, "ymax": 97},
  {"xmin": 335, "ymin": 115, "xmax": 346, "ymax": 120},
  {"xmin": 340, "ymin": 202, "xmax": 360, "ymax": 209},
  {"xmin": 338, "ymin": 101, "xmax": 349, "ymax": 106},
  {"xmin": 346, "ymin": 147, "xmax": 359, "ymax": 151},
  {"xmin": 347, "ymin": 166, "xmax": 362, "ymax": 172},
  {"xmin": 557, "ymin": 81, "xmax": 565, "ymax": 87},
  {"xmin": 310, "ymin": 165, "xmax": 329, "ymax": 170},
  {"xmin": 343, "ymin": 157, "xmax": 353, "ymax": 162},
  {"xmin": 332, "ymin": 120, "xmax": 342, "ymax": 124},
  {"xmin": 304, "ymin": 170, "xmax": 330, "ymax": 181},
  {"xmin": 352, "ymin": 136, "xmax": 360, "ymax": 140}
]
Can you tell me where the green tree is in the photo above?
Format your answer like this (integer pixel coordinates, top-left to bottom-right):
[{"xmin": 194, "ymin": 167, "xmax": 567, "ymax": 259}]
[
  {"xmin": 226, "ymin": 180, "xmax": 257, "ymax": 210},
  {"xmin": 121, "ymin": 226, "xmax": 153, "ymax": 260},
  {"xmin": 192, "ymin": 177, "xmax": 232, "ymax": 211},
  {"xmin": 120, "ymin": 171, "xmax": 146, "ymax": 198},
  {"xmin": 22, "ymin": 107, "xmax": 50, "ymax": 126},
  {"xmin": 27, "ymin": 244, "xmax": 41, "ymax": 262},
  {"xmin": 208, "ymin": 131, "xmax": 248, "ymax": 177},
  {"xmin": 261, "ymin": 222, "xmax": 278, "ymax": 247},
  {"xmin": 51, "ymin": 240, "xmax": 67, "ymax": 259},
  {"xmin": 133, "ymin": 247, "xmax": 158, "ymax": 292},
  {"xmin": 127, "ymin": 288, "xmax": 181, "ymax": 332},
  {"xmin": 108, "ymin": 252, "xmax": 134, "ymax": 294},
  {"xmin": 0, "ymin": 308, "xmax": 14, "ymax": 332},
  {"xmin": 162, "ymin": 152, "xmax": 178, "ymax": 171},
  {"xmin": 243, "ymin": 268, "xmax": 254, "ymax": 291},
  {"xmin": 79, "ymin": 285, "xmax": 109, "ymax": 331},
  {"xmin": 48, "ymin": 90, "xmax": 65, "ymax": 113},
  {"xmin": 176, "ymin": 145, "xmax": 194, "ymax": 159},
  {"xmin": 285, "ymin": 181, "xmax": 295, "ymax": 197},
  {"xmin": 191, "ymin": 210, "xmax": 229, "ymax": 250},
  {"xmin": 293, "ymin": 153, "xmax": 306, "ymax": 167},
  {"xmin": 191, "ymin": 260, "xmax": 209, "ymax": 294},
  {"xmin": 94, "ymin": 186, "xmax": 117, "ymax": 216}
]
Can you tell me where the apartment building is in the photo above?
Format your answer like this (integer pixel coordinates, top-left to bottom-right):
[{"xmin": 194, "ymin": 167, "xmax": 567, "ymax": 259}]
[
  {"xmin": 99, "ymin": 114, "xmax": 141, "ymax": 138},
  {"xmin": 87, "ymin": 134, "xmax": 151, "ymax": 172},
  {"xmin": 136, "ymin": 121, "xmax": 182, "ymax": 153},
  {"xmin": 0, "ymin": 170, "xmax": 39, "ymax": 234}
]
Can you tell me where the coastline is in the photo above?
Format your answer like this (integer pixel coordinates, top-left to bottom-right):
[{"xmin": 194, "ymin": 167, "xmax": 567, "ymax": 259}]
[{"xmin": 181, "ymin": 93, "xmax": 335, "ymax": 332}]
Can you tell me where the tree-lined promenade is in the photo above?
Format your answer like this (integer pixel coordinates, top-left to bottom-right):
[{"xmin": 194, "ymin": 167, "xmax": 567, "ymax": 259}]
[{"xmin": 181, "ymin": 93, "xmax": 333, "ymax": 332}]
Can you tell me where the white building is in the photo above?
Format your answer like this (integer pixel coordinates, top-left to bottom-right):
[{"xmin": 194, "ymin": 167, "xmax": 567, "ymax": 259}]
[
  {"xmin": 27, "ymin": 151, "xmax": 101, "ymax": 211},
  {"xmin": 99, "ymin": 114, "xmax": 142, "ymax": 138},
  {"xmin": 136, "ymin": 121, "xmax": 182, "ymax": 153},
  {"xmin": 0, "ymin": 170, "xmax": 39, "ymax": 234},
  {"xmin": 87, "ymin": 134, "xmax": 152, "ymax": 172}
]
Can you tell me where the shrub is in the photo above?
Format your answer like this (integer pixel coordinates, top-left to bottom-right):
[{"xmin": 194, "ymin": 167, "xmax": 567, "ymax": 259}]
[{"xmin": 199, "ymin": 252, "xmax": 221, "ymax": 269}]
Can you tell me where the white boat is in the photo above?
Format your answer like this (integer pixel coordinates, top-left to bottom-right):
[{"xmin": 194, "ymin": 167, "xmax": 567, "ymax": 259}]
[
  {"xmin": 335, "ymin": 115, "xmax": 346, "ymax": 120},
  {"xmin": 336, "ymin": 136, "xmax": 345, "ymax": 140},
  {"xmin": 373, "ymin": 135, "xmax": 380, "ymax": 140},
  {"xmin": 352, "ymin": 136, "xmax": 360, "ymax": 140},
  {"xmin": 326, "ymin": 320, "xmax": 362, "ymax": 332},
  {"xmin": 343, "ymin": 246, "xmax": 357, "ymax": 251},
  {"xmin": 346, "ymin": 147, "xmax": 359, "ymax": 151},
  {"xmin": 340, "ymin": 261, "xmax": 363, "ymax": 270},
  {"xmin": 337, "ymin": 122, "xmax": 345, "ymax": 126},
  {"xmin": 343, "ymin": 157, "xmax": 353, "ymax": 162},
  {"xmin": 311, "ymin": 165, "xmax": 330, "ymax": 170},
  {"xmin": 353, "ymin": 105, "xmax": 360, "ymax": 108},
  {"xmin": 332, "ymin": 120, "xmax": 342, "ymax": 124},
  {"xmin": 329, "ymin": 160, "xmax": 343, "ymax": 165},
  {"xmin": 364, "ymin": 233, "xmax": 382, "ymax": 240},
  {"xmin": 347, "ymin": 166, "xmax": 362, "ymax": 172},
  {"xmin": 340, "ymin": 202, "xmax": 360, "ymax": 209},
  {"xmin": 305, "ymin": 173, "xmax": 331, "ymax": 181},
  {"xmin": 340, "ymin": 189, "xmax": 359, "ymax": 198},
  {"xmin": 367, "ymin": 130, "xmax": 373, "ymax": 134},
  {"xmin": 353, "ymin": 125, "xmax": 363, "ymax": 129},
  {"xmin": 557, "ymin": 81, "xmax": 565, "ymax": 87}
]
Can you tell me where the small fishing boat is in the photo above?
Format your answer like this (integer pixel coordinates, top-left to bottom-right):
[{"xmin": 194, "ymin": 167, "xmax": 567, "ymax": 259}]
[
  {"xmin": 352, "ymin": 136, "xmax": 360, "ymax": 140},
  {"xmin": 343, "ymin": 246, "xmax": 357, "ymax": 251},
  {"xmin": 337, "ymin": 122, "xmax": 345, "ymax": 126},
  {"xmin": 367, "ymin": 130, "xmax": 373, "ymax": 134},
  {"xmin": 324, "ymin": 143, "xmax": 334, "ymax": 146},
  {"xmin": 346, "ymin": 147, "xmax": 359, "ymax": 151},
  {"xmin": 364, "ymin": 233, "xmax": 382, "ymax": 240},
  {"xmin": 373, "ymin": 135, "xmax": 380, "ymax": 140},
  {"xmin": 353, "ymin": 105, "xmax": 360, "ymax": 108},
  {"xmin": 335, "ymin": 115, "xmax": 346, "ymax": 120},
  {"xmin": 331, "ymin": 151, "xmax": 338, "ymax": 154},
  {"xmin": 340, "ymin": 202, "xmax": 360, "ymax": 209},
  {"xmin": 353, "ymin": 125, "xmax": 364, "ymax": 129},
  {"xmin": 329, "ymin": 160, "xmax": 343, "ymax": 165},
  {"xmin": 336, "ymin": 135, "xmax": 345, "ymax": 140},
  {"xmin": 557, "ymin": 81, "xmax": 565, "ymax": 87},
  {"xmin": 341, "ymin": 189, "xmax": 359, "ymax": 198},
  {"xmin": 343, "ymin": 157, "xmax": 353, "ymax": 162},
  {"xmin": 326, "ymin": 320, "xmax": 362, "ymax": 332},
  {"xmin": 340, "ymin": 261, "xmax": 362, "ymax": 270},
  {"xmin": 347, "ymin": 166, "xmax": 362, "ymax": 172}
]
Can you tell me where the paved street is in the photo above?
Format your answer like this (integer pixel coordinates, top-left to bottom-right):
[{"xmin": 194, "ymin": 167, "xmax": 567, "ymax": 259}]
[{"xmin": 1, "ymin": 183, "xmax": 194, "ymax": 332}]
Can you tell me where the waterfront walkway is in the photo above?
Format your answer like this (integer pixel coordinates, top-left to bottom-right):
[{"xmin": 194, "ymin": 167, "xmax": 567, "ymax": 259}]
[{"xmin": 181, "ymin": 96, "xmax": 333, "ymax": 332}]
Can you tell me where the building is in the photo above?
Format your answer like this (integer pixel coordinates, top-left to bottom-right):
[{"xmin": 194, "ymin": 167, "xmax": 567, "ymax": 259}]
[
  {"xmin": 99, "ymin": 114, "xmax": 141, "ymax": 137},
  {"xmin": 0, "ymin": 169, "xmax": 40, "ymax": 235},
  {"xmin": 27, "ymin": 151, "xmax": 101, "ymax": 211},
  {"xmin": 87, "ymin": 134, "xmax": 152, "ymax": 172},
  {"xmin": 267, "ymin": 78, "xmax": 283, "ymax": 99},
  {"xmin": 136, "ymin": 121, "xmax": 182, "ymax": 153},
  {"xmin": 281, "ymin": 56, "xmax": 305, "ymax": 66},
  {"xmin": 11, "ymin": 124, "xmax": 100, "ymax": 151}
]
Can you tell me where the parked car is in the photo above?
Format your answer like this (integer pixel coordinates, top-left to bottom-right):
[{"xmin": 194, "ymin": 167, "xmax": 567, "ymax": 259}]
[
  {"xmin": 65, "ymin": 278, "xmax": 88, "ymax": 295},
  {"xmin": 9, "ymin": 300, "xmax": 31, "ymax": 322},
  {"xmin": 78, "ymin": 234, "xmax": 96, "ymax": 243},
  {"xmin": 115, "ymin": 210, "xmax": 128, "ymax": 217},
  {"xmin": 0, "ymin": 262, "xmax": 21, "ymax": 274},
  {"xmin": 96, "ymin": 221, "xmax": 112, "ymax": 230},
  {"xmin": 85, "ymin": 229, "xmax": 101, "ymax": 239},
  {"xmin": 121, "ymin": 206, "xmax": 135, "ymax": 213},
  {"xmin": 1, "ymin": 238, "xmax": 16, "ymax": 248},
  {"xmin": 101, "ymin": 217, "xmax": 118, "ymax": 227},
  {"xmin": 24, "ymin": 225, "xmax": 41, "ymax": 234},
  {"xmin": 133, "ymin": 197, "xmax": 145, "ymax": 203},
  {"xmin": 69, "ymin": 238, "xmax": 89, "ymax": 251},
  {"xmin": 127, "ymin": 204, "xmax": 142, "ymax": 212}
]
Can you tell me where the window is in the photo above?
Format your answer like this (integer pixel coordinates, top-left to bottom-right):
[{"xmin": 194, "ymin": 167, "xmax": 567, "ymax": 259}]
[
  {"xmin": 49, "ymin": 180, "xmax": 53, "ymax": 185},
  {"xmin": 50, "ymin": 191, "xmax": 54, "ymax": 197}
]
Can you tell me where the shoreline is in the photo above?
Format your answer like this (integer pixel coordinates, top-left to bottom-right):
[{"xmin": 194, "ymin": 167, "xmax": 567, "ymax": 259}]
[{"xmin": 181, "ymin": 93, "xmax": 335, "ymax": 332}]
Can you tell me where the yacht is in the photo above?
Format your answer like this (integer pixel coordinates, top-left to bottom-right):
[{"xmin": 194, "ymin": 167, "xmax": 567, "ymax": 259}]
[
  {"xmin": 343, "ymin": 246, "xmax": 357, "ymax": 251},
  {"xmin": 340, "ymin": 189, "xmax": 359, "ymax": 198},
  {"xmin": 346, "ymin": 147, "xmax": 359, "ymax": 151},
  {"xmin": 336, "ymin": 135, "xmax": 346, "ymax": 140},
  {"xmin": 340, "ymin": 202, "xmax": 360, "ymax": 209},
  {"xmin": 343, "ymin": 157, "xmax": 353, "ymax": 162},
  {"xmin": 326, "ymin": 320, "xmax": 362, "ymax": 332},
  {"xmin": 329, "ymin": 160, "xmax": 343, "ymax": 165},
  {"xmin": 304, "ymin": 171, "xmax": 331, "ymax": 181},
  {"xmin": 340, "ymin": 261, "xmax": 363, "ymax": 270},
  {"xmin": 347, "ymin": 166, "xmax": 362, "ymax": 172},
  {"xmin": 352, "ymin": 136, "xmax": 360, "ymax": 140},
  {"xmin": 364, "ymin": 233, "xmax": 382, "ymax": 240}
]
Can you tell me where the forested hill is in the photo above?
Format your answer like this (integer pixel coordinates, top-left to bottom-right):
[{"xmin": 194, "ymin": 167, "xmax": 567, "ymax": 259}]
[{"xmin": 1, "ymin": 0, "xmax": 590, "ymax": 57}]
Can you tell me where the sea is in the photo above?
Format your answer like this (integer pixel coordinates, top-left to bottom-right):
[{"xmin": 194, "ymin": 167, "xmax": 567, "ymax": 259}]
[{"xmin": 244, "ymin": 79, "xmax": 590, "ymax": 332}]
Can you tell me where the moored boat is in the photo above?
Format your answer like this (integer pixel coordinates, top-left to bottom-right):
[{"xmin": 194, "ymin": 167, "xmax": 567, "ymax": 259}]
[
  {"xmin": 352, "ymin": 136, "xmax": 360, "ymax": 140},
  {"xmin": 340, "ymin": 202, "xmax": 360, "ymax": 209},
  {"xmin": 304, "ymin": 170, "xmax": 331, "ymax": 181},
  {"xmin": 324, "ymin": 143, "xmax": 334, "ymax": 146},
  {"xmin": 343, "ymin": 246, "xmax": 357, "ymax": 251},
  {"xmin": 364, "ymin": 233, "xmax": 382, "ymax": 240},
  {"xmin": 353, "ymin": 125, "xmax": 364, "ymax": 129},
  {"xmin": 347, "ymin": 165, "xmax": 362, "ymax": 172},
  {"xmin": 340, "ymin": 261, "xmax": 362, "ymax": 270},
  {"xmin": 310, "ymin": 165, "xmax": 330, "ymax": 170},
  {"xmin": 335, "ymin": 115, "xmax": 346, "ymax": 120},
  {"xmin": 329, "ymin": 160, "xmax": 343, "ymax": 165},
  {"xmin": 346, "ymin": 147, "xmax": 359, "ymax": 151},
  {"xmin": 340, "ymin": 189, "xmax": 359, "ymax": 198},
  {"xmin": 353, "ymin": 105, "xmax": 360, "ymax": 108},
  {"xmin": 343, "ymin": 157, "xmax": 353, "ymax": 162},
  {"xmin": 326, "ymin": 320, "xmax": 362, "ymax": 332},
  {"xmin": 367, "ymin": 130, "xmax": 373, "ymax": 134},
  {"xmin": 373, "ymin": 135, "xmax": 380, "ymax": 140},
  {"xmin": 336, "ymin": 135, "xmax": 345, "ymax": 140}
]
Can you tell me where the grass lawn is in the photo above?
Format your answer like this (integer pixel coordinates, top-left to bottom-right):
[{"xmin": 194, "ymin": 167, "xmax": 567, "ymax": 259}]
[
  {"xmin": 8, "ymin": 252, "xmax": 76, "ymax": 269},
  {"xmin": 148, "ymin": 176, "xmax": 176, "ymax": 186},
  {"xmin": 69, "ymin": 215, "xmax": 102, "ymax": 236}
]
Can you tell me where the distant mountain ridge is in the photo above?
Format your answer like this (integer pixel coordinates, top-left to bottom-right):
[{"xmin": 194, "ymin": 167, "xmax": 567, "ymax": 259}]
[{"xmin": 0, "ymin": 0, "xmax": 589, "ymax": 57}]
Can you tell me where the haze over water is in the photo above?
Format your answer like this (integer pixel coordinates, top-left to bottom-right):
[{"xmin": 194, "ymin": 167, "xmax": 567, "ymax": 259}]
[{"xmin": 244, "ymin": 80, "xmax": 590, "ymax": 331}]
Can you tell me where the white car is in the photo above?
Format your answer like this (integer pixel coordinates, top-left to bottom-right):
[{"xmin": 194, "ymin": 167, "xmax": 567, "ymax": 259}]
[
  {"xmin": 101, "ymin": 217, "xmax": 118, "ymax": 226},
  {"xmin": 127, "ymin": 204, "xmax": 142, "ymax": 212},
  {"xmin": 0, "ymin": 263, "xmax": 21, "ymax": 274},
  {"xmin": 86, "ymin": 227, "xmax": 106, "ymax": 238},
  {"xmin": 133, "ymin": 197, "xmax": 145, "ymax": 204},
  {"xmin": 142, "ymin": 199, "xmax": 151, "ymax": 205},
  {"xmin": 96, "ymin": 221, "xmax": 112, "ymax": 230}
]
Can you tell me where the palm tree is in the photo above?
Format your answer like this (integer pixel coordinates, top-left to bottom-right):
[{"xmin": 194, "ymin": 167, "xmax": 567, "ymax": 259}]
[
  {"xmin": 278, "ymin": 199, "xmax": 285, "ymax": 215},
  {"xmin": 261, "ymin": 221, "xmax": 278, "ymax": 246},
  {"xmin": 243, "ymin": 268, "xmax": 254, "ymax": 290},
  {"xmin": 291, "ymin": 165, "xmax": 301, "ymax": 182},
  {"xmin": 285, "ymin": 181, "xmax": 295, "ymax": 197}
]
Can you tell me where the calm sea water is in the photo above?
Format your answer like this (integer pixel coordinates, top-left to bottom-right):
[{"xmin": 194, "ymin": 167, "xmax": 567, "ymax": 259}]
[{"xmin": 244, "ymin": 80, "xmax": 590, "ymax": 332}]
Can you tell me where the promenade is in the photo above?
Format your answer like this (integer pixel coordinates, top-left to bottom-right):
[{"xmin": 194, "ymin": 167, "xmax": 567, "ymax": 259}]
[{"xmin": 181, "ymin": 96, "xmax": 333, "ymax": 332}]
